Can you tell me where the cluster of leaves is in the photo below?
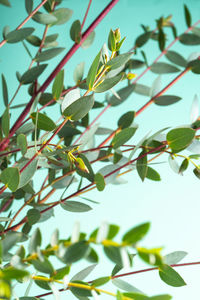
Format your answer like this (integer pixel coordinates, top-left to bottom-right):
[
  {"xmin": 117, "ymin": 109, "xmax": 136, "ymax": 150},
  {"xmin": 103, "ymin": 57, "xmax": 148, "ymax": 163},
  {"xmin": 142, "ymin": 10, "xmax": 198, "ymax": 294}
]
[
  {"xmin": 0, "ymin": 0, "xmax": 200, "ymax": 299},
  {"xmin": 0, "ymin": 222, "xmax": 188, "ymax": 299}
]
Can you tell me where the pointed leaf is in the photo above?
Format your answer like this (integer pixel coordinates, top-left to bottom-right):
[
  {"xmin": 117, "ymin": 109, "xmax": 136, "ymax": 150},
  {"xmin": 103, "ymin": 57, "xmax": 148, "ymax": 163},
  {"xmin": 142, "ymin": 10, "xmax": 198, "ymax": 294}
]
[
  {"xmin": 52, "ymin": 70, "xmax": 64, "ymax": 100},
  {"xmin": 167, "ymin": 127, "xmax": 195, "ymax": 152},
  {"xmin": 2, "ymin": 107, "xmax": 10, "ymax": 137},
  {"xmin": 35, "ymin": 47, "xmax": 64, "ymax": 62},
  {"xmin": 136, "ymin": 151, "xmax": 148, "ymax": 181},
  {"xmin": 179, "ymin": 33, "xmax": 200, "ymax": 45},
  {"xmin": 0, "ymin": 0, "xmax": 11, "ymax": 6},
  {"xmin": 18, "ymin": 159, "xmax": 38, "ymax": 188},
  {"xmin": 112, "ymin": 127, "xmax": 137, "ymax": 149},
  {"xmin": 81, "ymin": 31, "xmax": 95, "ymax": 49},
  {"xmin": 61, "ymin": 201, "xmax": 92, "ymax": 213},
  {"xmin": 165, "ymin": 50, "xmax": 187, "ymax": 67},
  {"xmin": 135, "ymin": 31, "xmax": 151, "ymax": 47},
  {"xmin": 28, "ymin": 228, "xmax": 42, "ymax": 254},
  {"xmin": 154, "ymin": 95, "xmax": 182, "ymax": 106},
  {"xmin": 17, "ymin": 134, "xmax": 27, "ymax": 155},
  {"xmin": 151, "ymin": 62, "xmax": 180, "ymax": 74},
  {"xmin": 122, "ymin": 222, "xmax": 150, "ymax": 244},
  {"xmin": 32, "ymin": 12, "xmax": 57, "ymax": 25},
  {"xmin": 6, "ymin": 27, "xmax": 34, "ymax": 43},
  {"xmin": 159, "ymin": 264, "xmax": 186, "ymax": 287},
  {"xmin": 31, "ymin": 112, "xmax": 56, "ymax": 131},
  {"xmin": 94, "ymin": 73, "xmax": 124, "ymax": 93},
  {"xmin": 184, "ymin": 4, "xmax": 192, "ymax": 28},
  {"xmin": 118, "ymin": 111, "xmax": 135, "ymax": 129},
  {"xmin": 63, "ymin": 94, "xmax": 94, "ymax": 121},
  {"xmin": 86, "ymin": 50, "xmax": 101, "ymax": 90},
  {"xmin": 106, "ymin": 53, "xmax": 133, "ymax": 70},
  {"xmin": 112, "ymin": 279, "xmax": 143, "ymax": 293},
  {"xmin": 1, "ymin": 74, "xmax": 8, "ymax": 107},
  {"xmin": 164, "ymin": 251, "xmax": 188, "ymax": 265},
  {"xmin": 73, "ymin": 62, "xmax": 85, "ymax": 84},
  {"xmin": 70, "ymin": 20, "xmax": 81, "ymax": 43},
  {"xmin": 71, "ymin": 264, "xmax": 97, "ymax": 281},
  {"xmin": 146, "ymin": 167, "xmax": 161, "ymax": 181},
  {"xmin": 60, "ymin": 241, "xmax": 89, "ymax": 264},
  {"xmin": 20, "ymin": 65, "xmax": 47, "ymax": 84}
]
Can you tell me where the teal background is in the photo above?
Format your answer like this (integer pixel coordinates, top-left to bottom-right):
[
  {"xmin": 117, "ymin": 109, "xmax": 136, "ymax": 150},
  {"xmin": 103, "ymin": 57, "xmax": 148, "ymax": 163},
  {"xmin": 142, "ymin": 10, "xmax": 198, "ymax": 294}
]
[{"xmin": 1, "ymin": 0, "xmax": 200, "ymax": 299}]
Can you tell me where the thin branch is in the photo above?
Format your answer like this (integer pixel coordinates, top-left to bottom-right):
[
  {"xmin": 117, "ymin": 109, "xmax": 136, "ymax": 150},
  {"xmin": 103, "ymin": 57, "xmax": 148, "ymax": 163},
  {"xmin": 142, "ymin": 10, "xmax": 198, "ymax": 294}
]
[
  {"xmin": 34, "ymin": 261, "xmax": 200, "ymax": 298},
  {"xmin": 81, "ymin": 0, "xmax": 93, "ymax": 30},
  {"xmin": 0, "ymin": 0, "xmax": 119, "ymax": 152},
  {"xmin": 2, "ymin": 143, "xmax": 166, "ymax": 233},
  {"xmin": 135, "ymin": 67, "xmax": 191, "ymax": 116},
  {"xmin": 73, "ymin": 18, "xmax": 200, "ymax": 146},
  {"xmin": 0, "ymin": 0, "xmax": 48, "ymax": 48}
]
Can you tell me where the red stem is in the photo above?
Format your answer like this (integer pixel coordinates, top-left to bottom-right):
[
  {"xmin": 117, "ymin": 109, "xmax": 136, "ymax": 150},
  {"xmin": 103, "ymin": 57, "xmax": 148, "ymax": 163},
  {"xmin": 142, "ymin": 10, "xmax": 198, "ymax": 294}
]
[
  {"xmin": 73, "ymin": 104, "xmax": 111, "ymax": 145},
  {"xmin": 135, "ymin": 67, "xmax": 190, "ymax": 116},
  {"xmin": 76, "ymin": 18, "xmax": 200, "ymax": 147},
  {"xmin": 112, "ymin": 261, "xmax": 200, "ymax": 279},
  {"xmin": 0, "ymin": 0, "xmax": 119, "ymax": 152},
  {"xmin": 34, "ymin": 261, "xmax": 200, "ymax": 298},
  {"xmin": 132, "ymin": 19, "xmax": 200, "ymax": 85},
  {"xmin": 2, "ymin": 143, "xmax": 166, "ymax": 232},
  {"xmin": 0, "ymin": 0, "xmax": 48, "ymax": 48},
  {"xmin": 81, "ymin": 0, "xmax": 93, "ymax": 30}
]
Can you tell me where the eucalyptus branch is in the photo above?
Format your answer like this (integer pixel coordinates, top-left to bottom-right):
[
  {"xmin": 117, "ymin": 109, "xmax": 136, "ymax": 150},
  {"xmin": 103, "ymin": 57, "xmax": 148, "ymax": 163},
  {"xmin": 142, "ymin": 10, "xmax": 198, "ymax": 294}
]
[
  {"xmin": 0, "ymin": 0, "xmax": 48, "ymax": 48},
  {"xmin": 0, "ymin": 0, "xmax": 119, "ymax": 152},
  {"xmin": 35, "ymin": 261, "xmax": 200, "ymax": 298},
  {"xmin": 75, "ymin": 17, "xmax": 200, "ymax": 146},
  {"xmin": 98, "ymin": 66, "xmax": 191, "ymax": 148},
  {"xmin": 2, "ymin": 143, "xmax": 166, "ymax": 234},
  {"xmin": 81, "ymin": 0, "xmax": 93, "ymax": 30}
]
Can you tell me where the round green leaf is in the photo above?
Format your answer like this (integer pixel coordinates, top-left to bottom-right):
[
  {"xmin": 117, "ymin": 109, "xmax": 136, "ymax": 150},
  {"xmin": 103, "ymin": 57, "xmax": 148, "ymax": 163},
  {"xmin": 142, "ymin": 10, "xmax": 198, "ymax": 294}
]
[
  {"xmin": 167, "ymin": 127, "xmax": 195, "ymax": 152},
  {"xmin": 70, "ymin": 20, "xmax": 81, "ymax": 43},
  {"xmin": 0, "ymin": 167, "xmax": 20, "ymax": 192},
  {"xmin": 27, "ymin": 208, "xmax": 41, "ymax": 225},
  {"xmin": 94, "ymin": 173, "xmax": 105, "ymax": 191},
  {"xmin": 51, "ymin": 8, "xmax": 73, "ymax": 26},
  {"xmin": 62, "ymin": 94, "xmax": 94, "ymax": 121}
]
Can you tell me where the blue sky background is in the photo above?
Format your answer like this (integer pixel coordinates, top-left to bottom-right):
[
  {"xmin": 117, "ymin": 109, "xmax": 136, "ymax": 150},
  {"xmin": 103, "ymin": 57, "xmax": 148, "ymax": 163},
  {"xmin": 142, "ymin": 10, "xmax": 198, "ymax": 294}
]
[{"xmin": 1, "ymin": 0, "xmax": 200, "ymax": 299}]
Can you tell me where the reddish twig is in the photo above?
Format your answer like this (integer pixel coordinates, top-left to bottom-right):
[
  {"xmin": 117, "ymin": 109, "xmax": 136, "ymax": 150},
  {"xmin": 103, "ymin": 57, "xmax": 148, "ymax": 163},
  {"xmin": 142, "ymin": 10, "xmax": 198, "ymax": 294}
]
[
  {"xmin": 135, "ymin": 67, "xmax": 191, "ymax": 116},
  {"xmin": 0, "ymin": 0, "xmax": 48, "ymax": 48},
  {"xmin": 0, "ymin": 0, "xmax": 119, "ymax": 152},
  {"xmin": 81, "ymin": 0, "xmax": 93, "ymax": 30},
  {"xmin": 34, "ymin": 261, "xmax": 200, "ymax": 298},
  {"xmin": 2, "ymin": 142, "xmax": 166, "ymax": 232}
]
